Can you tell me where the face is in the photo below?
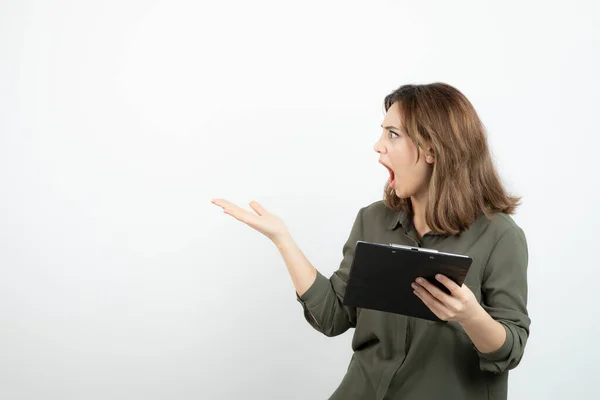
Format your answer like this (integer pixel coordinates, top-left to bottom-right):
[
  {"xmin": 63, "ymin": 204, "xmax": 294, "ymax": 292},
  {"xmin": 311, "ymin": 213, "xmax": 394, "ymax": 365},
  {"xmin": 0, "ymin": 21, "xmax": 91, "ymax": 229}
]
[{"xmin": 373, "ymin": 102, "xmax": 434, "ymax": 200}]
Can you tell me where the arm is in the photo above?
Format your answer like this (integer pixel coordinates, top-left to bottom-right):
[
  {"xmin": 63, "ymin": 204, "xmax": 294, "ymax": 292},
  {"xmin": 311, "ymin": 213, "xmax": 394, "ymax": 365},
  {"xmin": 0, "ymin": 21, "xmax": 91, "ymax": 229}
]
[
  {"xmin": 294, "ymin": 208, "xmax": 364, "ymax": 337},
  {"xmin": 473, "ymin": 225, "xmax": 531, "ymax": 373},
  {"xmin": 211, "ymin": 197, "xmax": 362, "ymax": 337},
  {"xmin": 459, "ymin": 303, "xmax": 507, "ymax": 354},
  {"xmin": 412, "ymin": 225, "xmax": 530, "ymax": 373},
  {"xmin": 273, "ymin": 234, "xmax": 318, "ymax": 298}
]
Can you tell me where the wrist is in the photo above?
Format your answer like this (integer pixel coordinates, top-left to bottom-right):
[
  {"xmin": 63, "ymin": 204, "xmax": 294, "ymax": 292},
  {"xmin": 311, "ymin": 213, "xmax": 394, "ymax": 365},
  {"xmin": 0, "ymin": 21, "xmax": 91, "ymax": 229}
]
[
  {"xmin": 272, "ymin": 231, "xmax": 294, "ymax": 249},
  {"xmin": 458, "ymin": 303, "xmax": 487, "ymax": 328}
]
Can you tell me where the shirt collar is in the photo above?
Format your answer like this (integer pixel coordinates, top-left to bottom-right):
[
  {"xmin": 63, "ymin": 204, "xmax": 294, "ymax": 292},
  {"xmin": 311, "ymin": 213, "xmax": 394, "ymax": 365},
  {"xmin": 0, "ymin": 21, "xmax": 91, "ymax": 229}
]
[
  {"xmin": 387, "ymin": 210, "xmax": 410, "ymax": 230},
  {"xmin": 386, "ymin": 209, "xmax": 446, "ymax": 236}
]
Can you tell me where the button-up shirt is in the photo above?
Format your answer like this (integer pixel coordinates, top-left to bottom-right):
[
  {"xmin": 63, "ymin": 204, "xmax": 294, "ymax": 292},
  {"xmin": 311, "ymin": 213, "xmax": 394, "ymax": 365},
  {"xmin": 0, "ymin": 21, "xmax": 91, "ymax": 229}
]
[{"xmin": 297, "ymin": 200, "xmax": 530, "ymax": 400}]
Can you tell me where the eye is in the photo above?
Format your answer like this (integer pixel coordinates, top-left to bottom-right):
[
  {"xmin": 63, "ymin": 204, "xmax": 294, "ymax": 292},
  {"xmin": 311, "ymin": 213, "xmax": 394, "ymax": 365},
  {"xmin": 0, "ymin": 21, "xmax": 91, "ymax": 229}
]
[{"xmin": 388, "ymin": 130, "xmax": 400, "ymax": 139}]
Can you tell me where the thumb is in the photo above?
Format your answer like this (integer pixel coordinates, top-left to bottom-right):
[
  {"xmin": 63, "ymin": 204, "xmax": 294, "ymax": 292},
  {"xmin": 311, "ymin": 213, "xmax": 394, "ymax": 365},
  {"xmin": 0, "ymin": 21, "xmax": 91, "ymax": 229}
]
[{"xmin": 249, "ymin": 201, "xmax": 267, "ymax": 216}]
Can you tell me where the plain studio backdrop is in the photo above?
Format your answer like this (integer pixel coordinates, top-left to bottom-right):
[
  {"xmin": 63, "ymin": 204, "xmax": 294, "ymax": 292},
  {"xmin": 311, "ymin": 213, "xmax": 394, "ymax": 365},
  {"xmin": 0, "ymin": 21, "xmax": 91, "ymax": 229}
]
[{"xmin": 1, "ymin": 0, "xmax": 599, "ymax": 399}]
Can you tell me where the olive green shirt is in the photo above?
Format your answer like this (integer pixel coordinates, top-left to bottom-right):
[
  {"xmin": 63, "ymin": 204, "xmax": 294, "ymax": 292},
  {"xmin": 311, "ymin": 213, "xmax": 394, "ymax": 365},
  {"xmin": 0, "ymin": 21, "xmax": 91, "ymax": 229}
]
[{"xmin": 297, "ymin": 200, "xmax": 530, "ymax": 400}]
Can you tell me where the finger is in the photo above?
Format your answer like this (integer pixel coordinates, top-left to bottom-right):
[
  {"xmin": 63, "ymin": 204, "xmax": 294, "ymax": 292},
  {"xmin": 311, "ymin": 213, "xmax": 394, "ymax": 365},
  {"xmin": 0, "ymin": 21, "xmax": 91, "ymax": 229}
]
[
  {"xmin": 413, "ymin": 287, "xmax": 446, "ymax": 320},
  {"xmin": 211, "ymin": 199, "xmax": 259, "ymax": 225},
  {"xmin": 435, "ymin": 274, "xmax": 461, "ymax": 295},
  {"xmin": 249, "ymin": 201, "xmax": 267, "ymax": 216},
  {"xmin": 414, "ymin": 277, "xmax": 459, "ymax": 308},
  {"xmin": 211, "ymin": 198, "xmax": 235, "ymax": 210},
  {"xmin": 211, "ymin": 198, "xmax": 247, "ymax": 216},
  {"xmin": 412, "ymin": 282, "xmax": 444, "ymax": 308},
  {"xmin": 225, "ymin": 207, "xmax": 260, "ymax": 225}
]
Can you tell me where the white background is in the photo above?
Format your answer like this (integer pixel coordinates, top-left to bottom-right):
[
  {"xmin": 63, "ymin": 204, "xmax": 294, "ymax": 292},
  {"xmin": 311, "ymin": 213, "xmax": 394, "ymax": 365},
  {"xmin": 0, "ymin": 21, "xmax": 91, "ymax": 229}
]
[{"xmin": 1, "ymin": 0, "xmax": 599, "ymax": 399}]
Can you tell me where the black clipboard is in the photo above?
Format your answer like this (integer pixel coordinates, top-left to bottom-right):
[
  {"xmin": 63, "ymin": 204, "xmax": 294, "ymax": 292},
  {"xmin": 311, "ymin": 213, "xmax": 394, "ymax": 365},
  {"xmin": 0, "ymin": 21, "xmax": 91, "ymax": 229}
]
[{"xmin": 342, "ymin": 241, "xmax": 473, "ymax": 322}]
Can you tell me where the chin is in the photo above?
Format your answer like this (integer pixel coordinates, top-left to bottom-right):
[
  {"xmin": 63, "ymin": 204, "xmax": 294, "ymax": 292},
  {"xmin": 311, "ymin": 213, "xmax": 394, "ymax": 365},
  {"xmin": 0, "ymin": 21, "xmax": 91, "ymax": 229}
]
[
  {"xmin": 394, "ymin": 185, "xmax": 418, "ymax": 199},
  {"xmin": 393, "ymin": 187, "xmax": 409, "ymax": 199}
]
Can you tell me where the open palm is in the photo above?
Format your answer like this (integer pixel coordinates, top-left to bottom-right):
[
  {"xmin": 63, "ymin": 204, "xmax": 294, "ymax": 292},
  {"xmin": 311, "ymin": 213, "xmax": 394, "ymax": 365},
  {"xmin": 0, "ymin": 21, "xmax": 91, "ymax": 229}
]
[{"xmin": 211, "ymin": 199, "xmax": 289, "ymax": 242}]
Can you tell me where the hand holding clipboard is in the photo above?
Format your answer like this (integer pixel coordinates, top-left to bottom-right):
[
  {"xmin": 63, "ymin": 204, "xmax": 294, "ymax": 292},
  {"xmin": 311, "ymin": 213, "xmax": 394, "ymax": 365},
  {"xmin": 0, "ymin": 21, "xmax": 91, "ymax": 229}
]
[{"xmin": 342, "ymin": 241, "xmax": 473, "ymax": 322}]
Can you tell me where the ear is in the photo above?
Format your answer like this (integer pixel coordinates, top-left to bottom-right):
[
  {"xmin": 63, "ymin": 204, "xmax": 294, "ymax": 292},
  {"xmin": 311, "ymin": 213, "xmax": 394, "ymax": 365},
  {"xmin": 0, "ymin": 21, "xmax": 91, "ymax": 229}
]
[{"xmin": 424, "ymin": 147, "xmax": 435, "ymax": 165}]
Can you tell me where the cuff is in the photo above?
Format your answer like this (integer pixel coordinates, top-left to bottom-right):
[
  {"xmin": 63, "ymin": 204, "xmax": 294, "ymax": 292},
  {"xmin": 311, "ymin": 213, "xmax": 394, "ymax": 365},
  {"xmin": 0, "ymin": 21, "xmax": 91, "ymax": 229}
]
[
  {"xmin": 296, "ymin": 271, "xmax": 330, "ymax": 308},
  {"xmin": 476, "ymin": 322, "xmax": 514, "ymax": 362}
]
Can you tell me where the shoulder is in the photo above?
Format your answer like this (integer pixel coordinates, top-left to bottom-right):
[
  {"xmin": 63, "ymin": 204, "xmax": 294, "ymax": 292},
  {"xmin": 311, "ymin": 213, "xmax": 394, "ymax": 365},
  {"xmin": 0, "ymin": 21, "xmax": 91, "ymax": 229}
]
[
  {"xmin": 361, "ymin": 199, "xmax": 388, "ymax": 214},
  {"xmin": 484, "ymin": 212, "xmax": 522, "ymax": 231},
  {"xmin": 357, "ymin": 200, "xmax": 399, "ymax": 227},
  {"xmin": 478, "ymin": 211, "xmax": 526, "ymax": 246},
  {"xmin": 358, "ymin": 199, "xmax": 390, "ymax": 216}
]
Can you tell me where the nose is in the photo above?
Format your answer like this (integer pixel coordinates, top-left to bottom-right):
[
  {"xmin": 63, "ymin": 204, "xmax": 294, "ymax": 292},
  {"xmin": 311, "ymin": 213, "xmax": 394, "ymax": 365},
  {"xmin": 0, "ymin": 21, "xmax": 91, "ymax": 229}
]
[{"xmin": 373, "ymin": 134, "xmax": 385, "ymax": 154}]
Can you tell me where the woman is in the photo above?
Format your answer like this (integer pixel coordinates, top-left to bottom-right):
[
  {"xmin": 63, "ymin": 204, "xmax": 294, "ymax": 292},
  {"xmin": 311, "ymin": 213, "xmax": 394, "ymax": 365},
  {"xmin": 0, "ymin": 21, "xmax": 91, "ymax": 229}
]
[{"xmin": 211, "ymin": 83, "xmax": 530, "ymax": 400}]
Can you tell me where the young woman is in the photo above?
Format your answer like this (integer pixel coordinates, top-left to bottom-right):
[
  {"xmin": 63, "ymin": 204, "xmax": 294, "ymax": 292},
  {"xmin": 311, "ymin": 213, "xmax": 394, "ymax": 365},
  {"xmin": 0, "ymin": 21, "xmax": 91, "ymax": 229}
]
[{"xmin": 211, "ymin": 83, "xmax": 530, "ymax": 400}]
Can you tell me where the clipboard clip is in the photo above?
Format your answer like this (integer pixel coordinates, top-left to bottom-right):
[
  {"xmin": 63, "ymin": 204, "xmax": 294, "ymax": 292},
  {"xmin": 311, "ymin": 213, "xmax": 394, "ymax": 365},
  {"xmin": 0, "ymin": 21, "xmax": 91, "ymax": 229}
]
[{"xmin": 388, "ymin": 243, "xmax": 439, "ymax": 253}]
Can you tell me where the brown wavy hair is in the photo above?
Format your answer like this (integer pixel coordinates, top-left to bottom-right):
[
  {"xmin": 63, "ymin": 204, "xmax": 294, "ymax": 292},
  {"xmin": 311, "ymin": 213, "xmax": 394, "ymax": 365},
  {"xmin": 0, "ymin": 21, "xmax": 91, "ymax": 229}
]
[{"xmin": 382, "ymin": 83, "xmax": 520, "ymax": 235}]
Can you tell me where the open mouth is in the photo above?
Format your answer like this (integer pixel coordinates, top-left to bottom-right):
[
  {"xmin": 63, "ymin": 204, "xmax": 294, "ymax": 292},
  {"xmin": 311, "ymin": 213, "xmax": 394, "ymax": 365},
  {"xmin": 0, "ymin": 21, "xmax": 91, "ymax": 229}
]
[{"xmin": 380, "ymin": 162, "xmax": 395, "ymax": 187}]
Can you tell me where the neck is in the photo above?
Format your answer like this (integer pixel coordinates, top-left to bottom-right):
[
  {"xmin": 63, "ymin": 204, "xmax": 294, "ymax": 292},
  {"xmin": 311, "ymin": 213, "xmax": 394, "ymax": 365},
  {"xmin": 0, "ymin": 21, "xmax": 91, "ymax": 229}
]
[{"xmin": 411, "ymin": 192, "xmax": 430, "ymax": 238}]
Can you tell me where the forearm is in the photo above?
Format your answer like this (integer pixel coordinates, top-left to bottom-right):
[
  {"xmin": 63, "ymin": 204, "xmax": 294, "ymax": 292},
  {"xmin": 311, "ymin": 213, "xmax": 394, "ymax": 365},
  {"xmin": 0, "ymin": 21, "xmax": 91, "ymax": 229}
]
[
  {"xmin": 273, "ymin": 234, "xmax": 318, "ymax": 297},
  {"xmin": 460, "ymin": 304, "xmax": 507, "ymax": 354}
]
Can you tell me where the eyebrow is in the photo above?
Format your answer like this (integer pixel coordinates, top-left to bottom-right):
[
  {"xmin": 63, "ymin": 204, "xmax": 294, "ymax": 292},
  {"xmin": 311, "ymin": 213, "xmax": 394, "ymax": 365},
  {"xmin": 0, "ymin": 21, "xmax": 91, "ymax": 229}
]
[{"xmin": 381, "ymin": 124, "xmax": 402, "ymax": 132}]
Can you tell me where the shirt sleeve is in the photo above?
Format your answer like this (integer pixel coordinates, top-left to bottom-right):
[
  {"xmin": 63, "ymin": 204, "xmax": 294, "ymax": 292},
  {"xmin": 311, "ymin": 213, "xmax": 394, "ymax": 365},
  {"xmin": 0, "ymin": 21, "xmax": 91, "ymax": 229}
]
[
  {"xmin": 477, "ymin": 225, "xmax": 531, "ymax": 373},
  {"xmin": 295, "ymin": 207, "xmax": 364, "ymax": 337}
]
